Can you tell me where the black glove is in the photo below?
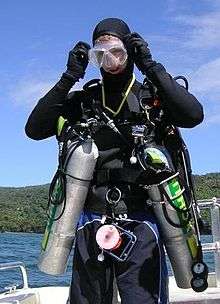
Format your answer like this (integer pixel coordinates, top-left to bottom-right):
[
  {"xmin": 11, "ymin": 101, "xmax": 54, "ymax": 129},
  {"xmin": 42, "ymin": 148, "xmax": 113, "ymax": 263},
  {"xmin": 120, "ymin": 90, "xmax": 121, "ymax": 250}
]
[
  {"xmin": 124, "ymin": 32, "xmax": 156, "ymax": 75},
  {"xmin": 62, "ymin": 41, "xmax": 91, "ymax": 83}
]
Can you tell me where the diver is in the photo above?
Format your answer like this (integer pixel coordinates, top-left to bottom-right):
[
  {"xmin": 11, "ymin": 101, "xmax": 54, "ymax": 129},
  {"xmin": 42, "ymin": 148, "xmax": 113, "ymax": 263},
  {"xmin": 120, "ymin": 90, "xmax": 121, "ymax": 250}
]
[{"xmin": 25, "ymin": 18, "xmax": 204, "ymax": 304}]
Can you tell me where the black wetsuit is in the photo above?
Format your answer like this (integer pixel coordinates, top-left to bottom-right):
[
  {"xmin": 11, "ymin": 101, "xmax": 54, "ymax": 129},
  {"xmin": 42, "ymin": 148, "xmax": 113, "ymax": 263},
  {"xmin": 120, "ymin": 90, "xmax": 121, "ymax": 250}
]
[{"xmin": 25, "ymin": 62, "xmax": 203, "ymax": 304}]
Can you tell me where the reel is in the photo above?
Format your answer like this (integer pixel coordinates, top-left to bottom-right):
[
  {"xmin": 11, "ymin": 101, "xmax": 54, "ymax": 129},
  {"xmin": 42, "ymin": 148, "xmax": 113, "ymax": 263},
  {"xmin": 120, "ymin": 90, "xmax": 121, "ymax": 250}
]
[{"xmin": 96, "ymin": 223, "xmax": 137, "ymax": 262}]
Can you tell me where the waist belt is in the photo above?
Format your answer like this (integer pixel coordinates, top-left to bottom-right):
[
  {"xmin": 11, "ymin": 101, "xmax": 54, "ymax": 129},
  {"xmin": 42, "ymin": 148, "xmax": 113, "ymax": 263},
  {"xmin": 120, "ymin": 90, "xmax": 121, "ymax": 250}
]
[
  {"xmin": 93, "ymin": 167, "xmax": 172, "ymax": 186},
  {"xmin": 85, "ymin": 188, "xmax": 149, "ymax": 214}
]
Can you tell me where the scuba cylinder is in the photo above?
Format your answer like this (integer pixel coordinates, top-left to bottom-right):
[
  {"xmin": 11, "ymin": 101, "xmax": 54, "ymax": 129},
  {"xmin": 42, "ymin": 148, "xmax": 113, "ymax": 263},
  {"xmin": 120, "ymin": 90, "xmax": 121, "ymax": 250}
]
[
  {"xmin": 144, "ymin": 147, "xmax": 208, "ymax": 290},
  {"xmin": 147, "ymin": 174, "xmax": 197, "ymax": 289},
  {"xmin": 38, "ymin": 117, "xmax": 99, "ymax": 275},
  {"xmin": 134, "ymin": 75, "xmax": 208, "ymax": 291},
  {"xmin": 130, "ymin": 123, "xmax": 208, "ymax": 291}
]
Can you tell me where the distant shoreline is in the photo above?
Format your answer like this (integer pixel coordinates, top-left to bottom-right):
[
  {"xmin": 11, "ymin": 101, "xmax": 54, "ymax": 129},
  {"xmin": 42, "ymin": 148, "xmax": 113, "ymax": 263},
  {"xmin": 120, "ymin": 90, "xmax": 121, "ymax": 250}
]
[{"xmin": 1, "ymin": 230, "xmax": 43, "ymax": 235}]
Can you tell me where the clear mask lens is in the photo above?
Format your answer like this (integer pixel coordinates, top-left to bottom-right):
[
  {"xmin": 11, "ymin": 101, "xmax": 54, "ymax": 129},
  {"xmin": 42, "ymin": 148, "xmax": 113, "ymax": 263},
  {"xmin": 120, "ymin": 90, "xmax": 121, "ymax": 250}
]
[
  {"xmin": 89, "ymin": 42, "xmax": 128, "ymax": 69},
  {"xmin": 89, "ymin": 49, "xmax": 105, "ymax": 67}
]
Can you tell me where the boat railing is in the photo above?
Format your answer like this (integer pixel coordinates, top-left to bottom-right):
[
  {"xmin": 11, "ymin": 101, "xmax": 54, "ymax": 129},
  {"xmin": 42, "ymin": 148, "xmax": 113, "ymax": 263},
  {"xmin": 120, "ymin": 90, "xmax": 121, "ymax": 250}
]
[
  {"xmin": 197, "ymin": 197, "xmax": 220, "ymax": 287},
  {"xmin": 0, "ymin": 261, "xmax": 28, "ymax": 291}
]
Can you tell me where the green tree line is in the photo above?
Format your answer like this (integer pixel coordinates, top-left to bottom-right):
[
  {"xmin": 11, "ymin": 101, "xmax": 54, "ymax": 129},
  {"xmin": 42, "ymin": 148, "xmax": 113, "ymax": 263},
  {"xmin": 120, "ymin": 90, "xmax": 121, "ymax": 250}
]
[{"xmin": 0, "ymin": 173, "xmax": 220, "ymax": 233}]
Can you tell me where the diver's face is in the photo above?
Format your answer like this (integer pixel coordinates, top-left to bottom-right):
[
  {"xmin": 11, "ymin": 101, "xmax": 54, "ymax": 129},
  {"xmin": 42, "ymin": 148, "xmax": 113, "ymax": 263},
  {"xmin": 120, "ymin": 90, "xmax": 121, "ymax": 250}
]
[{"xmin": 92, "ymin": 35, "xmax": 128, "ymax": 74}]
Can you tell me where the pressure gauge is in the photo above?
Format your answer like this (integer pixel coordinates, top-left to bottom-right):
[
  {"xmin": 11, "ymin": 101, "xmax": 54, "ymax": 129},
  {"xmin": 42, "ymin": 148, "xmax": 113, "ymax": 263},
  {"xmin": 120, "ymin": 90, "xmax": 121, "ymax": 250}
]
[
  {"xmin": 192, "ymin": 262, "xmax": 206, "ymax": 275},
  {"xmin": 191, "ymin": 277, "xmax": 208, "ymax": 292}
]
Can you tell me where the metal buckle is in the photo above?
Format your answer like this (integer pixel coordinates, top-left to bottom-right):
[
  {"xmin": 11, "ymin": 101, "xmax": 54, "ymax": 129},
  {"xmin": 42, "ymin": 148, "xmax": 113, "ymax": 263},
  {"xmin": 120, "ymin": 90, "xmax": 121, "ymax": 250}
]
[{"xmin": 105, "ymin": 187, "xmax": 122, "ymax": 205}]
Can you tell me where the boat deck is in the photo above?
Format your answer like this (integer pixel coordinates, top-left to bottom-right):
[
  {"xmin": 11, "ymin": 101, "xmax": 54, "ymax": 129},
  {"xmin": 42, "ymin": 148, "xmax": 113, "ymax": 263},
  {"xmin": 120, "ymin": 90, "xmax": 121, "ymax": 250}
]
[{"xmin": 1, "ymin": 272, "xmax": 220, "ymax": 303}]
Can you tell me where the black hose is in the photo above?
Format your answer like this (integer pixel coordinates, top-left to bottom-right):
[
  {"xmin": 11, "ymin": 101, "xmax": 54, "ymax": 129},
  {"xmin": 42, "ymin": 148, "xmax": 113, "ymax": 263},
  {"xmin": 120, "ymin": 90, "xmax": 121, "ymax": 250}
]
[
  {"xmin": 47, "ymin": 140, "xmax": 83, "ymax": 222},
  {"xmin": 47, "ymin": 169, "xmax": 66, "ymax": 221},
  {"xmin": 174, "ymin": 76, "xmax": 189, "ymax": 91}
]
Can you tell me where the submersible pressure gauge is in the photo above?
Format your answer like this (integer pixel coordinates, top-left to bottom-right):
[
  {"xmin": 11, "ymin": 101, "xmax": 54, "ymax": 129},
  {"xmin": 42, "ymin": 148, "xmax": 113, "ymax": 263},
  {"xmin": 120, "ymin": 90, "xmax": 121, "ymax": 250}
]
[{"xmin": 192, "ymin": 262, "xmax": 207, "ymax": 275}]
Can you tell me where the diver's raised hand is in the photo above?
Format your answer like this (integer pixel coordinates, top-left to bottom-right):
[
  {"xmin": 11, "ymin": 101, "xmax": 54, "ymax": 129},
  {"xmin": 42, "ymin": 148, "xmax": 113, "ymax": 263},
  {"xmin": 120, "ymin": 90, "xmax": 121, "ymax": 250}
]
[
  {"xmin": 63, "ymin": 41, "xmax": 91, "ymax": 83},
  {"xmin": 124, "ymin": 32, "xmax": 156, "ymax": 75}
]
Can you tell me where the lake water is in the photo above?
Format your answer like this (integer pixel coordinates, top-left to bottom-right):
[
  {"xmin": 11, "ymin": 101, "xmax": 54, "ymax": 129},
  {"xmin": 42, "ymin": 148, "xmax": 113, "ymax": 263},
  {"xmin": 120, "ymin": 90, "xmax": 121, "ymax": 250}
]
[
  {"xmin": 0, "ymin": 232, "xmax": 72, "ymax": 292},
  {"xmin": 0, "ymin": 232, "xmax": 214, "ymax": 292}
]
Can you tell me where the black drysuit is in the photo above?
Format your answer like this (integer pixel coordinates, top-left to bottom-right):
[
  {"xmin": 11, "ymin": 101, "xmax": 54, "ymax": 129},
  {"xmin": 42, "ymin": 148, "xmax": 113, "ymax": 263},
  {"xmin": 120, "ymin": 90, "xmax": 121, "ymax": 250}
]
[{"xmin": 25, "ymin": 62, "xmax": 203, "ymax": 304}]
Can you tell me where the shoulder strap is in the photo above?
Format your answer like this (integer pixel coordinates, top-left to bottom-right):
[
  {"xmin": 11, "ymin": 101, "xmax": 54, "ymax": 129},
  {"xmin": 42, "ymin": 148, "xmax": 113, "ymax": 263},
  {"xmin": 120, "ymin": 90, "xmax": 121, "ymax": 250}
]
[
  {"xmin": 138, "ymin": 78, "xmax": 156, "ymax": 102},
  {"xmin": 83, "ymin": 79, "xmax": 101, "ymax": 95}
]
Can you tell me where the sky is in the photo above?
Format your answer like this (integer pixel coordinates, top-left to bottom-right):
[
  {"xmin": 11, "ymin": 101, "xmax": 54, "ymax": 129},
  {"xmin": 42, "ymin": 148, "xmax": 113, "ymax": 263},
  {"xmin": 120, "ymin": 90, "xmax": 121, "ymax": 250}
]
[{"xmin": 0, "ymin": 0, "xmax": 220, "ymax": 187}]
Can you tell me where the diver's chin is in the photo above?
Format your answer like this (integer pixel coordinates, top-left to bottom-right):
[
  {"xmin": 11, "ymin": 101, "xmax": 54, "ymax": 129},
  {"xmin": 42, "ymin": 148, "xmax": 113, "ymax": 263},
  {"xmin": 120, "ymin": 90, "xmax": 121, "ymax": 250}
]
[
  {"xmin": 107, "ymin": 69, "xmax": 122, "ymax": 75},
  {"xmin": 102, "ymin": 61, "xmax": 127, "ymax": 75},
  {"xmin": 105, "ymin": 68, "xmax": 124, "ymax": 75}
]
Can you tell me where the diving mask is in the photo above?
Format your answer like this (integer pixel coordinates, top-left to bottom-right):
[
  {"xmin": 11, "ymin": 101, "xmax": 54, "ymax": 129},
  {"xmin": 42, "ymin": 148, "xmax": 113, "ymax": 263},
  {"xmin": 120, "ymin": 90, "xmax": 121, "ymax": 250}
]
[{"xmin": 89, "ymin": 41, "xmax": 128, "ymax": 72}]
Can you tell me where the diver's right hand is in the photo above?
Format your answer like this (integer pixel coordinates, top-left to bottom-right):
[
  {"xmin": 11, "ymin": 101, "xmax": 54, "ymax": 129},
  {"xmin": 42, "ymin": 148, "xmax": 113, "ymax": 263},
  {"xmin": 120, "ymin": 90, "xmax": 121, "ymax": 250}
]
[{"xmin": 63, "ymin": 41, "xmax": 91, "ymax": 83}]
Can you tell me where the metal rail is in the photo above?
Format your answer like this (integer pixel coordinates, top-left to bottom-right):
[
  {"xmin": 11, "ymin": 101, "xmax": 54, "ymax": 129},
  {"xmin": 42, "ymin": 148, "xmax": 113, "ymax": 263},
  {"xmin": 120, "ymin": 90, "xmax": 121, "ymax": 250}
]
[
  {"xmin": 197, "ymin": 197, "xmax": 220, "ymax": 287},
  {"xmin": 0, "ymin": 261, "xmax": 29, "ymax": 290},
  {"xmin": 202, "ymin": 242, "xmax": 220, "ymax": 252}
]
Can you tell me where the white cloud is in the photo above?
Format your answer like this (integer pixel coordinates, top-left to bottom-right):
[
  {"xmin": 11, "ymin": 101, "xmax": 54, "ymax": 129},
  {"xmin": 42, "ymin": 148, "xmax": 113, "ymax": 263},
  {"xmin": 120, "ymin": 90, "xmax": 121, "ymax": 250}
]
[
  {"xmin": 204, "ymin": 0, "xmax": 220, "ymax": 9},
  {"xmin": 8, "ymin": 78, "xmax": 83, "ymax": 108},
  {"xmin": 175, "ymin": 12, "xmax": 220, "ymax": 50},
  {"xmin": 188, "ymin": 58, "xmax": 220, "ymax": 124},
  {"xmin": 9, "ymin": 79, "xmax": 55, "ymax": 107},
  {"xmin": 161, "ymin": 1, "xmax": 220, "ymax": 124},
  {"xmin": 206, "ymin": 112, "xmax": 220, "ymax": 124},
  {"xmin": 189, "ymin": 57, "xmax": 220, "ymax": 94},
  {"xmin": 166, "ymin": 0, "xmax": 188, "ymax": 14}
]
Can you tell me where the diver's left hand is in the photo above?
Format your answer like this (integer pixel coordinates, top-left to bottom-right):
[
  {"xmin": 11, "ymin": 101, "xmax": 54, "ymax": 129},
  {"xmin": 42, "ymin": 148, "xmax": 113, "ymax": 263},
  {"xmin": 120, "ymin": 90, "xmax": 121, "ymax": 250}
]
[{"xmin": 124, "ymin": 32, "xmax": 156, "ymax": 74}]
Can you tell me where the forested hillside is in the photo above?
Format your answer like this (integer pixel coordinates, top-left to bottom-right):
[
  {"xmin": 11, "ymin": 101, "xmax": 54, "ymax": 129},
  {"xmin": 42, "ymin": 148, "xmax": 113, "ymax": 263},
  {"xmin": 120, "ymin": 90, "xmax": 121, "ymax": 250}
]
[
  {"xmin": 0, "ymin": 173, "xmax": 220, "ymax": 233},
  {"xmin": 0, "ymin": 184, "xmax": 49, "ymax": 233}
]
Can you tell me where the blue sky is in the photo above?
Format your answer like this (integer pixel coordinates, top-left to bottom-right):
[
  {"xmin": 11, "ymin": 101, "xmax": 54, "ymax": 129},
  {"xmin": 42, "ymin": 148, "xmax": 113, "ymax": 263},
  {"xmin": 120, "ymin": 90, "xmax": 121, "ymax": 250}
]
[{"xmin": 1, "ymin": 0, "xmax": 220, "ymax": 186}]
